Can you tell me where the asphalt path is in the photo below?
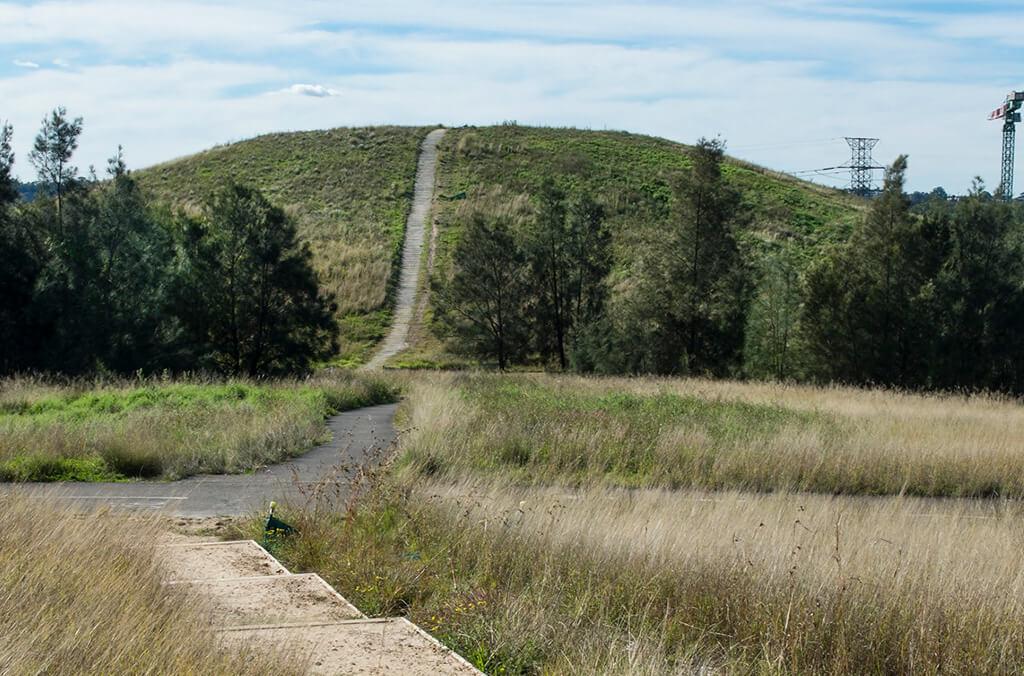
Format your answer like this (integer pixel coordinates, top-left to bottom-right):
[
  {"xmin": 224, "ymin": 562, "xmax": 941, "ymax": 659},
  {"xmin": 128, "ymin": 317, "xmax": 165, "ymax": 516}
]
[{"xmin": 0, "ymin": 403, "xmax": 397, "ymax": 517}]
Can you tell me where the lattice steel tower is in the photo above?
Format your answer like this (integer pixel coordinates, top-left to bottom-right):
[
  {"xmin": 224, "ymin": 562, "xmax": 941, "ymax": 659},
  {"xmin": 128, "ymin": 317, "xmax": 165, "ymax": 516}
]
[
  {"xmin": 842, "ymin": 137, "xmax": 882, "ymax": 197},
  {"xmin": 989, "ymin": 91, "xmax": 1024, "ymax": 200},
  {"xmin": 1003, "ymin": 123, "xmax": 1016, "ymax": 198}
]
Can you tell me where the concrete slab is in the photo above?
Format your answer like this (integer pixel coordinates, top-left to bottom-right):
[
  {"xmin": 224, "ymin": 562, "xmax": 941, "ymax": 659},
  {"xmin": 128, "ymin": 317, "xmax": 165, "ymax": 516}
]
[
  {"xmin": 160, "ymin": 540, "xmax": 289, "ymax": 581},
  {"xmin": 170, "ymin": 573, "xmax": 363, "ymax": 626},
  {"xmin": 219, "ymin": 618, "xmax": 480, "ymax": 675}
]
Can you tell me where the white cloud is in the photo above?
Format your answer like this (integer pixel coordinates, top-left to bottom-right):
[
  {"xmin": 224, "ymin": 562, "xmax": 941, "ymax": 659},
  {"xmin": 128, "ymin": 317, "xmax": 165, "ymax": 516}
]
[
  {"xmin": 0, "ymin": 1, "xmax": 1017, "ymax": 191},
  {"xmin": 281, "ymin": 83, "xmax": 338, "ymax": 98},
  {"xmin": 51, "ymin": 58, "xmax": 70, "ymax": 68},
  {"xmin": 12, "ymin": 60, "xmax": 39, "ymax": 69}
]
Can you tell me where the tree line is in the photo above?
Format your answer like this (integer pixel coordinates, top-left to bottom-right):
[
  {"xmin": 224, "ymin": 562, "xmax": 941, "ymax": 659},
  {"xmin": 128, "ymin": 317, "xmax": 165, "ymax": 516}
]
[
  {"xmin": 8, "ymin": 111, "xmax": 1024, "ymax": 394},
  {"xmin": 0, "ymin": 108, "xmax": 337, "ymax": 377},
  {"xmin": 437, "ymin": 139, "xmax": 1024, "ymax": 394}
]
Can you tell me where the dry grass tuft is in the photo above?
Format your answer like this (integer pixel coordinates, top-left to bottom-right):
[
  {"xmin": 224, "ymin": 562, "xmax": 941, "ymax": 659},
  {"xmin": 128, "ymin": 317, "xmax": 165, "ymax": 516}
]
[{"xmin": 412, "ymin": 478, "xmax": 1024, "ymax": 673}]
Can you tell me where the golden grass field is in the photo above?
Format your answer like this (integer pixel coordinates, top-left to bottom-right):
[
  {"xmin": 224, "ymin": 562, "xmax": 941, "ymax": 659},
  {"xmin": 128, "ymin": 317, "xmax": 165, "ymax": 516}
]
[
  {"xmin": 416, "ymin": 478, "xmax": 1024, "ymax": 672},
  {"xmin": 8, "ymin": 369, "xmax": 1024, "ymax": 673},
  {"xmin": 398, "ymin": 373, "xmax": 1024, "ymax": 498}
]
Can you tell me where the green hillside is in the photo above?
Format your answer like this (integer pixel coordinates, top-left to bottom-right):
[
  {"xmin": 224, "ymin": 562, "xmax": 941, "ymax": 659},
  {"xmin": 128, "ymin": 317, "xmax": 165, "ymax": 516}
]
[
  {"xmin": 136, "ymin": 126, "xmax": 431, "ymax": 364},
  {"xmin": 437, "ymin": 126, "xmax": 863, "ymax": 242},
  {"xmin": 136, "ymin": 124, "xmax": 864, "ymax": 368},
  {"xmin": 399, "ymin": 125, "xmax": 867, "ymax": 366}
]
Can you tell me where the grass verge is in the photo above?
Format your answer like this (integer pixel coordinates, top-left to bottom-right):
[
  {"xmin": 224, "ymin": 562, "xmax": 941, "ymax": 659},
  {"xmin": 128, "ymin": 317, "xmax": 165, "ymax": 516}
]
[
  {"xmin": 0, "ymin": 372, "xmax": 397, "ymax": 482},
  {"xmin": 0, "ymin": 494, "xmax": 297, "ymax": 674}
]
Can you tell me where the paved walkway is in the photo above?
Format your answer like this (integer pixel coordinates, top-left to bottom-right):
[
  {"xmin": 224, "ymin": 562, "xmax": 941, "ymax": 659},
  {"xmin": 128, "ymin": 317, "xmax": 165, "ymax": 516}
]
[
  {"xmin": 364, "ymin": 128, "xmax": 446, "ymax": 369},
  {"xmin": 161, "ymin": 540, "xmax": 479, "ymax": 674}
]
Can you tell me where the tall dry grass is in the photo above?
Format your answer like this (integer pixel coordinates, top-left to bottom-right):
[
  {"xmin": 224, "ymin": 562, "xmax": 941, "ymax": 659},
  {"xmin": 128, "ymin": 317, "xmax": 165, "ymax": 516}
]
[
  {"xmin": 257, "ymin": 371, "xmax": 1024, "ymax": 672},
  {"xmin": 267, "ymin": 467, "xmax": 1024, "ymax": 673},
  {"xmin": 410, "ymin": 478, "xmax": 1024, "ymax": 673},
  {"xmin": 0, "ymin": 494, "xmax": 297, "ymax": 674},
  {"xmin": 399, "ymin": 373, "xmax": 1024, "ymax": 498}
]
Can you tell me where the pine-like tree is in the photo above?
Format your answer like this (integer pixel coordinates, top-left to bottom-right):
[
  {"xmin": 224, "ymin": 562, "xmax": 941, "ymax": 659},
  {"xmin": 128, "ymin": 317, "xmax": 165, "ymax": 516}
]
[
  {"xmin": 435, "ymin": 212, "xmax": 529, "ymax": 369},
  {"xmin": 173, "ymin": 184, "xmax": 337, "ymax": 375},
  {"xmin": 0, "ymin": 121, "xmax": 45, "ymax": 373},
  {"xmin": 28, "ymin": 107, "xmax": 83, "ymax": 236},
  {"xmin": 525, "ymin": 179, "xmax": 571, "ymax": 368},
  {"xmin": 564, "ymin": 190, "xmax": 612, "ymax": 369},
  {"xmin": 88, "ymin": 147, "xmax": 176, "ymax": 371},
  {"xmin": 931, "ymin": 181, "xmax": 1024, "ymax": 391},
  {"xmin": 803, "ymin": 156, "xmax": 934, "ymax": 386},
  {"xmin": 744, "ymin": 245, "xmax": 803, "ymax": 381},
  {"xmin": 524, "ymin": 182, "xmax": 613, "ymax": 370},
  {"xmin": 628, "ymin": 138, "xmax": 749, "ymax": 375}
]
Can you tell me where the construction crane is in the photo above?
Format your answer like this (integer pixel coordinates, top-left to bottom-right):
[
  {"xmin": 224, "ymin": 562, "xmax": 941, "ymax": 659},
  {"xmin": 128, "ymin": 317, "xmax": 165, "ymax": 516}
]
[{"xmin": 989, "ymin": 91, "xmax": 1024, "ymax": 199}]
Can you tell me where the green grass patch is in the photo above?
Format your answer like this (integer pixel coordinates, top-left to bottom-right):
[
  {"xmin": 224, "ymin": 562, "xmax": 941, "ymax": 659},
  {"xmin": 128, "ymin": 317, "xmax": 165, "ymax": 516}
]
[
  {"xmin": 0, "ymin": 374, "xmax": 399, "ymax": 482},
  {"xmin": 0, "ymin": 456, "xmax": 122, "ymax": 482},
  {"xmin": 329, "ymin": 309, "xmax": 394, "ymax": 367}
]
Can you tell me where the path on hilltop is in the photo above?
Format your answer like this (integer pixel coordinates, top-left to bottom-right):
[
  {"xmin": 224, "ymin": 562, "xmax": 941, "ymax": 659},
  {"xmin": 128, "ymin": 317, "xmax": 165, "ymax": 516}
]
[
  {"xmin": 364, "ymin": 128, "xmax": 446, "ymax": 369},
  {"xmin": 2, "ymin": 128, "xmax": 449, "ymax": 517}
]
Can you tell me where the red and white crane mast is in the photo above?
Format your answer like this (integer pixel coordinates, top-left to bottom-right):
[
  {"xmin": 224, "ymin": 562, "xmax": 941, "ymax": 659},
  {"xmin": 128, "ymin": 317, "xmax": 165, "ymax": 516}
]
[{"xmin": 989, "ymin": 91, "xmax": 1024, "ymax": 199}]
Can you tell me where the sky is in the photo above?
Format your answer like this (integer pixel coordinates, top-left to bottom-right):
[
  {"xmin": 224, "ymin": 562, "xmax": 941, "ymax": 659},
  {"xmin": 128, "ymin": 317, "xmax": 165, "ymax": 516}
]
[{"xmin": 1, "ymin": 0, "xmax": 1022, "ymax": 192}]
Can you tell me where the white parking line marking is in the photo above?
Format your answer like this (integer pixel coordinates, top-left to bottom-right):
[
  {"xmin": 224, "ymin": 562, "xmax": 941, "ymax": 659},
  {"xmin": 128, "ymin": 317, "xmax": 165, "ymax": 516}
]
[{"xmin": 24, "ymin": 495, "xmax": 188, "ymax": 500}]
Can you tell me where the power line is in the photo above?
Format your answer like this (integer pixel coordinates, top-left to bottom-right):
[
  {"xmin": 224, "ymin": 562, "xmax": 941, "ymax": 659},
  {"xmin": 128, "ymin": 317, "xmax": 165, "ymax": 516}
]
[
  {"xmin": 730, "ymin": 137, "xmax": 843, "ymax": 152},
  {"xmin": 788, "ymin": 166, "xmax": 844, "ymax": 175},
  {"xmin": 785, "ymin": 139, "xmax": 885, "ymax": 194}
]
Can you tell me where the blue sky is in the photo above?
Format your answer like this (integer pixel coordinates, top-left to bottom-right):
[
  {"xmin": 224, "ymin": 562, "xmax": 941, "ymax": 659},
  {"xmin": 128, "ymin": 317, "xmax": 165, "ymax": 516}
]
[{"xmin": 1, "ymin": 0, "xmax": 1022, "ymax": 192}]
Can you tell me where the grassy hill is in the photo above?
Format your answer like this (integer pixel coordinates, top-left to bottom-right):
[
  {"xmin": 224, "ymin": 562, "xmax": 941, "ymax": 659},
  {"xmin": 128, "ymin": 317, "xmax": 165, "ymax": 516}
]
[
  {"xmin": 136, "ymin": 124, "xmax": 864, "ymax": 367},
  {"xmin": 136, "ymin": 126, "xmax": 431, "ymax": 365},
  {"xmin": 398, "ymin": 125, "xmax": 867, "ymax": 367}
]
